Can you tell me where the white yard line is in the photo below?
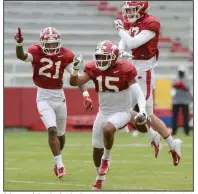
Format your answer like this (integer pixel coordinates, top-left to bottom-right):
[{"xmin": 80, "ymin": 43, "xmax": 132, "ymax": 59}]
[
  {"xmin": 70, "ymin": 159, "xmax": 191, "ymax": 165},
  {"xmin": 4, "ymin": 152, "xmax": 193, "ymax": 160},
  {"xmin": 5, "ymin": 179, "xmax": 174, "ymax": 190},
  {"xmin": 6, "ymin": 180, "xmax": 88, "ymax": 188},
  {"xmin": 4, "ymin": 157, "xmax": 192, "ymax": 165},
  {"xmin": 4, "ymin": 167, "xmax": 21, "ymax": 170},
  {"xmin": 4, "ymin": 167, "xmax": 179, "ymax": 174},
  {"xmin": 25, "ymin": 143, "xmax": 193, "ymax": 148}
]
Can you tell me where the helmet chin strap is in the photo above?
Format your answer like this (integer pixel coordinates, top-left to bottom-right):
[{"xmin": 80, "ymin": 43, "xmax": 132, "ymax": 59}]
[{"xmin": 128, "ymin": 17, "xmax": 138, "ymax": 23}]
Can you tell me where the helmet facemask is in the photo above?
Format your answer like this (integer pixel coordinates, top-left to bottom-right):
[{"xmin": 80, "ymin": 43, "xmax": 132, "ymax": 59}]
[
  {"xmin": 40, "ymin": 34, "xmax": 62, "ymax": 56},
  {"xmin": 94, "ymin": 53, "xmax": 116, "ymax": 71},
  {"xmin": 123, "ymin": 1, "xmax": 149, "ymax": 23},
  {"xmin": 123, "ymin": 5, "xmax": 142, "ymax": 23}
]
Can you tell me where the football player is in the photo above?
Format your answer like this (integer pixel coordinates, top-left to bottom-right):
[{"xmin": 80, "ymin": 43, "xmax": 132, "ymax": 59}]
[
  {"xmin": 70, "ymin": 40, "xmax": 148, "ymax": 190},
  {"xmin": 114, "ymin": 1, "xmax": 182, "ymax": 166},
  {"xmin": 14, "ymin": 27, "xmax": 93, "ymax": 178}
]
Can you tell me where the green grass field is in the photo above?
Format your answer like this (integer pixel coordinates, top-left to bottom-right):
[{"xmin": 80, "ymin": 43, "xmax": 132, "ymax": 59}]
[{"xmin": 4, "ymin": 130, "xmax": 193, "ymax": 191}]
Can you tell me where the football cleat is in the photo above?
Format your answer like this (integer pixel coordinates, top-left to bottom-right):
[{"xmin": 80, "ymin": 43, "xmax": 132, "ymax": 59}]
[
  {"xmin": 53, "ymin": 164, "xmax": 66, "ymax": 178},
  {"xmin": 151, "ymin": 133, "xmax": 161, "ymax": 158},
  {"xmin": 98, "ymin": 159, "xmax": 110, "ymax": 176},
  {"xmin": 92, "ymin": 179, "xmax": 104, "ymax": 190},
  {"xmin": 169, "ymin": 139, "xmax": 182, "ymax": 166}
]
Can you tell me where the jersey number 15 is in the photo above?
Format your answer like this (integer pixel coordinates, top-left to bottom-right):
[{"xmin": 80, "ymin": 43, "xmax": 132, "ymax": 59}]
[{"xmin": 96, "ymin": 76, "xmax": 119, "ymax": 92}]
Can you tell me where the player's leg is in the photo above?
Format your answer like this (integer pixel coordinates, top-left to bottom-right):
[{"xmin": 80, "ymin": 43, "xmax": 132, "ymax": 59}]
[
  {"xmin": 130, "ymin": 74, "xmax": 161, "ymax": 158},
  {"xmin": 54, "ymin": 100, "xmax": 68, "ymax": 177},
  {"xmin": 182, "ymin": 104, "xmax": 190, "ymax": 136},
  {"xmin": 98, "ymin": 111, "xmax": 132, "ymax": 176},
  {"xmin": 137, "ymin": 69, "xmax": 182, "ymax": 165},
  {"xmin": 149, "ymin": 112, "xmax": 182, "ymax": 166},
  {"xmin": 172, "ymin": 104, "xmax": 179, "ymax": 135},
  {"xmin": 132, "ymin": 104, "xmax": 140, "ymax": 137},
  {"xmin": 92, "ymin": 112, "xmax": 106, "ymax": 190},
  {"xmin": 97, "ymin": 121, "xmax": 115, "ymax": 177},
  {"xmin": 58, "ymin": 135, "xmax": 65, "ymax": 153},
  {"xmin": 130, "ymin": 109, "xmax": 161, "ymax": 158},
  {"xmin": 37, "ymin": 100, "xmax": 64, "ymax": 178},
  {"xmin": 55, "ymin": 100, "xmax": 67, "ymax": 153},
  {"xmin": 37, "ymin": 101, "xmax": 60, "ymax": 156}
]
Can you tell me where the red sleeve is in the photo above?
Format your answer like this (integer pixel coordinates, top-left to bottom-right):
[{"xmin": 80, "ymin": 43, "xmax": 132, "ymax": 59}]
[
  {"xmin": 66, "ymin": 49, "xmax": 74, "ymax": 64},
  {"xmin": 120, "ymin": 60, "xmax": 137, "ymax": 81},
  {"xmin": 144, "ymin": 21, "xmax": 160, "ymax": 33},
  {"xmin": 127, "ymin": 66, "xmax": 137, "ymax": 80},
  {"xmin": 27, "ymin": 44, "xmax": 41, "ymax": 63},
  {"xmin": 61, "ymin": 48, "xmax": 75, "ymax": 66},
  {"xmin": 84, "ymin": 62, "xmax": 96, "ymax": 79},
  {"xmin": 123, "ymin": 20, "xmax": 131, "ymax": 31},
  {"xmin": 68, "ymin": 54, "xmax": 74, "ymax": 64}
]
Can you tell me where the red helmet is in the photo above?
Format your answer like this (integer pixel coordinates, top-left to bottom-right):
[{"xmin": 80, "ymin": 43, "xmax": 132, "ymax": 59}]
[
  {"xmin": 122, "ymin": 1, "xmax": 149, "ymax": 23},
  {"xmin": 93, "ymin": 40, "xmax": 119, "ymax": 71},
  {"xmin": 40, "ymin": 27, "xmax": 62, "ymax": 55}
]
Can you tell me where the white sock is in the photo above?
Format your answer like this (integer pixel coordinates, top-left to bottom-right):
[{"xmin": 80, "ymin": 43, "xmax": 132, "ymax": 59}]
[
  {"xmin": 103, "ymin": 148, "xmax": 111, "ymax": 160},
  {"xmin": 96, "ymin": 167, "xmax": 99, "ymax": 174},
  {"xmin": 54, "ymin": 155, "xmax": 64, "ymax": 169},
  {"xmin": 146, "ymin": 127, "xmax": 158, "ymax": 140},
  {"xmin": 164, "ymin": 135, "xmax": 175, "ymax": 150},
  {"xmin": 96, "ymin": 167, "xmax": 105, "ymax": 181}
]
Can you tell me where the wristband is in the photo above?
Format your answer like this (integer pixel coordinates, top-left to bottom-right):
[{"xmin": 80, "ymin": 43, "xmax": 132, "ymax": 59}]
[
  {"xmin": 83, "ymin": 91, "xmax": 89, "ymax": 97},
  {"xmin": 16, "ymin": 42, "xmax": 23, "ymax": 46},
  {"xmin": 72, "ymin": 69, "xmax": 79, "ymax": 76}
]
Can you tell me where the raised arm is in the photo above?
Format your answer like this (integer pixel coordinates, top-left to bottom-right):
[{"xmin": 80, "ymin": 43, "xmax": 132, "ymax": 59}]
[
  {"xmin": 114, "ymin": 20, "xmax": 156, "ymax": 50},
  {"xmin": 14, "ymin": 28, "xmax": 33, "ymax": 62},
  {"xmin": 65, "ymin": 57, "xmax": 91, "ymax": 86},
  {"xmin": 66, "ymin": 56, "xmax": 93, "ymax": 111}
]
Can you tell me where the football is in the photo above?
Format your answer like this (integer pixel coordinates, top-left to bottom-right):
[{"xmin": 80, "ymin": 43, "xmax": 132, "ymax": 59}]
[{"xmin": 135, "ymin": 114, "xmax": 151, "ymax": 133}]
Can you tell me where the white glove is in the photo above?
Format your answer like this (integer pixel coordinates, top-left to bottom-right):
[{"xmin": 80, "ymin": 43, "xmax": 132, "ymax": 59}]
[
  {"xmin": 114, "ymin": 19, "xmax": 123, "ymax": 31},
  {"xmin": 135, "ymin": 111, "xmax": 149, "ymax": 122},
  {"xmin": 73, "ymin": 54, "xmax": 83, "ymax": 71},
  {"xmin": 119, "ymin": 50, "xmax": 131, "ymax": 59}
]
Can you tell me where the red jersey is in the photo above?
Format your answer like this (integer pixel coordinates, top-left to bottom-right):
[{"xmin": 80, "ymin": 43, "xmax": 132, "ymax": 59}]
[
  {"xmin": 84, "ymin": 60, "xmax": 137, "ymax": 92},
  {"xmin": 123, "ymin": 14, "xmax": 160, "ymax": 60},
  {"xmin": 27, "ymin": 44, "xmax": 74, "ymax": 89}
]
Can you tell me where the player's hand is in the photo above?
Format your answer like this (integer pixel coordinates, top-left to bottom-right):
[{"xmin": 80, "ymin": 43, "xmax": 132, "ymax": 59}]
[
  {"xmin": 135, "ymin": 111, "xmax": 149, "ymax": 123},
  {"xmin": 14, "ymin": 28, "xmax": 24, "ymax": 44},
  {"xmin": 134, "ymin": 111, "xmax": 151, "ymax": 133},
  {"xmin": 84, "ymin": 96, "xmax": 93, "ymax": 111},
  {"xmin": 73, "ymin": 54, "xmax": 83, "ymax": 71},
  {"xmin": 119, "ymin": 50, "xmax": 131, "ymax": 59},
  {"xmin": 114, "ymin": 19, "xmax": 124, "ymax": 31}
]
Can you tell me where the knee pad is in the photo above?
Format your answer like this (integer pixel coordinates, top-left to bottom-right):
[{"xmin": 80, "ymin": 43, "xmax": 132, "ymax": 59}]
[
  {"xmin": 56, "ymin": 119, "xmax": 66, "ymax": 136},
  {"xmin": 92, "ymin": 133, "xmax": 104, "ymax": 149}
]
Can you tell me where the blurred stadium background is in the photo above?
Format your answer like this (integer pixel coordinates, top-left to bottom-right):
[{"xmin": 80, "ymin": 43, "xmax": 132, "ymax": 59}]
[
  {"xmin": 4, "ymin": 1, "xmax": 193, "ymax": 131},
  {"xmin": 4, "ymin": 1, "xmax": 193, "ymax": 191}
]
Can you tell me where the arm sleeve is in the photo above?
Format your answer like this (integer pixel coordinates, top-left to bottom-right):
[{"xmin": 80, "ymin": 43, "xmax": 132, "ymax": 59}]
[
  {"xmin": 65, "ymin": 63, "xmax": 73, "ymax": 74},
  {"xmin": 24, "ymin": 53, "xmax": 33, "ymax": 62},
  {"xmin": 118, "ymin": 38, "xmax": 127, "ymax": 51},
  {"xmin": 25, "ymin": 45, "xmax": 40, "ymax": 63},
  {"xmin": 130, "ymin": 83, "xmax": 146, "ymax": 112},
  {"xmin": 118, "ymin": 29, "xmax": 156, "ymax": 49},
  {"xmin": 84, "ymin": 64, "xmax": 94, "ymax": 79}
]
